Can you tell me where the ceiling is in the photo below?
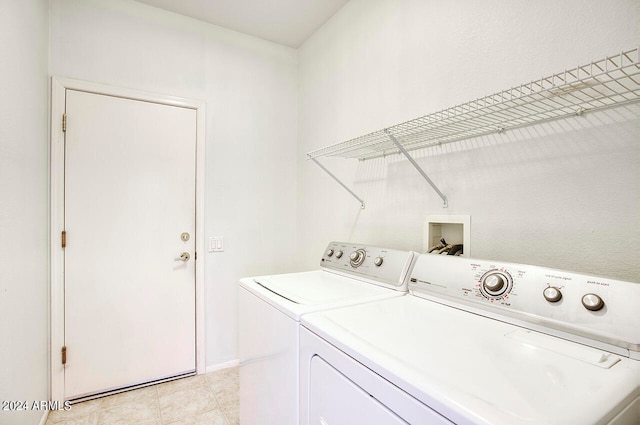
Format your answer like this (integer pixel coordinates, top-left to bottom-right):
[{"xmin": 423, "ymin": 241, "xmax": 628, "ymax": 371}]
[{"xmin": 133, "ymin": 0, "xmax": 350, "ymax": 47}]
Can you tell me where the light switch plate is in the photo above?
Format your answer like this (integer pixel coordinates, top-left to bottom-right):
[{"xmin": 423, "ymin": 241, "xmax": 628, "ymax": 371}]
[{"xmin": 209, "ymin": 236, "xmax": 224, "ymax": 252}]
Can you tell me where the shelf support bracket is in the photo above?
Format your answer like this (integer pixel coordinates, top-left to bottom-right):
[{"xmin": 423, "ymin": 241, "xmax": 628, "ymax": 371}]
[
  {"xmin": 309, "ymin": 156, "xmax": 366, "ymax": 209},
  {"xmin": 384, "ymin": 129, "xmax": 448, "ymax": 208}
]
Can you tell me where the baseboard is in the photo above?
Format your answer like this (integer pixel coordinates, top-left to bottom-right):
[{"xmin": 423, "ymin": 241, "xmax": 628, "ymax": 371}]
[
  {"xmin": 38, "ymin": 411, "xmax": 49, "ymax": 425},
  {"xmin": 205, "ymin": 359, "xmax": 239, "ymax": 374}
]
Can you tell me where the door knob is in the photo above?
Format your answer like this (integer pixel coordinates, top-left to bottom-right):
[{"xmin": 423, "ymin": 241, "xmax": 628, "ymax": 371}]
[{"xmin": 175, "ymin": 252, "xmax": 190, "ymax": 262}]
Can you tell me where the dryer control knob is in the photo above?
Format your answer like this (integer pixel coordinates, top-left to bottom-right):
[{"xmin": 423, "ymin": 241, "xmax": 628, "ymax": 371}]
[
  {"xmin": 374, "ymin": 257, "xmax": 383, "ymax": 266},
  {"xmin": 582, "ymin": 293, "xmax": 604, "ymax": 311},
  {"xmin": 326, "ymin": 249, "xmax": 334, "ymax": 257},
  {"xmin": 543, "ymin": 286, "xmax": 562, "ymax": 303},
  {"xmin": 349, "ymin": 249, "xmax": 366, "ymax": 267},
  {"xmin": 335, "ymin": 250, "xmax": 343, "ymax": 259}
]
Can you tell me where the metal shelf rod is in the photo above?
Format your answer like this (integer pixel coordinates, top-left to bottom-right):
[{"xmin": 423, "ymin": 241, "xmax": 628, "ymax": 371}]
[
  {"xmin": 384, "ymin": 130, "xmax": 448, "ymax": 208},
  {"xmin": 309, "ymin": 157, "xmax": 366, "ymax": 209}
]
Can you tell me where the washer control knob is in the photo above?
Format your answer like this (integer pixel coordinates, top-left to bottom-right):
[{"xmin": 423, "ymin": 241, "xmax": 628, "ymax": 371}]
[
  {"xmin": 326, "ymin": 249, "xmax": 334, "ymax": 257},
  {"xmin": 350, "ymin": 251, "xmax": 362, "ymax": 262},
  {"xmin": 582, "ymin": 293, "xmax": 604, "ymax": 311},
  {"xmin": 335, "ymin": 250, "xmax": 343, "ymax": 259},
  {"xmin": 374, "ymin": 257, "xmax": 384, "ymax": 267},
  {"xmin": 543, "ymin": 286, "xmax": 562, "ymax": 303},
  {"xmin": 483, "ymin": 274, "xmax": 506, "ymax": 293}
]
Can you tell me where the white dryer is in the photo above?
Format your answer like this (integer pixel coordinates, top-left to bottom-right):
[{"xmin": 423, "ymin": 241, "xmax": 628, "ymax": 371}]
[
  {"xmin": 300, "ymin": 254, "xmax": 640, "ymax": 425},
  {"xmin": 239, "ymin": 241, "xmax": 416, "ymax": 425}
]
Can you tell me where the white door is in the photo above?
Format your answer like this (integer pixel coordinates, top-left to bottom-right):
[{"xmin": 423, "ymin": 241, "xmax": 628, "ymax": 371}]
[{"xmin": 63, "ymin": 89, "xmax": 197, "ymax": 399}]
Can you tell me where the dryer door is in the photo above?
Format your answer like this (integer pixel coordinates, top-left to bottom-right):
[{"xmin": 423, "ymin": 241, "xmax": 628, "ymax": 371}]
[{"xmin": 310, "ymin": 356, "xmax": 408, "ymax": 425}]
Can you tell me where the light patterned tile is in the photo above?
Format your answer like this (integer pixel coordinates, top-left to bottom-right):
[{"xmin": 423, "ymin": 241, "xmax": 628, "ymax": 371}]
[
  {"xmin": 100, "ymin": 385, "xmax": 158, "ymax": 410},
  {"xmin": 46, "ymin": 371, "xmax": 238, "ymax": 425},
  {"xmin": 155, "ymin": 375, "xmax": 206, "ymax": 397},
  {"xmin": 165, "ymin": 408, "xmax": 229, "ymax": 425},
  {"xmin": 209, "ymin": 383, "xmax": 238, "ymax": 408},
  {"xmin": 221, "ymin": 403, "xmax": 239, "ymax": 425},
  {"xmin": 97, "ymin": 396, "xmax": 161, "ymax": 425},
  {"xmin": 158, "ymin": 385, "xmax": 218, "ymax": 424},
  {"xmin": 207, "ymin": 373, "xmax": 240, "ymax": 404},
  {"xmin": 46, "ymin": 411, "xmax": 99, "ymax": 425},
  {"xmin": 207, "ymin": 370, "xmax": 238, "ymax": 409},
  {"xmin": 47, "ymin": 399, "xmax": 102, "ymax": 423},
  {"xmin": 205, "ymin": 367, "xmax": 238, "ymax": 385}
]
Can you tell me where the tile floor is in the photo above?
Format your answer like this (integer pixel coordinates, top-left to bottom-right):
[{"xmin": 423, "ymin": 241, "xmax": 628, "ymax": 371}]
[{"xmin": 46, "ymin": 367, "xmax": 239, "ymax": 425}]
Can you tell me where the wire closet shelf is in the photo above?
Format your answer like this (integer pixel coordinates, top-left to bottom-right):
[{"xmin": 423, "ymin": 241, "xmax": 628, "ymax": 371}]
[
  {"xmin": 306, "ymin": 47, "xmax": 640, "ymax": 208},
  {"xmin": 308, "ymin": 48, "xmax": 640, "ymax": 162}
]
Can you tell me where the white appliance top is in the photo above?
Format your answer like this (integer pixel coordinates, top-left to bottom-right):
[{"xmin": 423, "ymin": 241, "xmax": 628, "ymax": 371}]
[
  {"xmin": 253, "ymin": 271, "xmax": 392, "ymax": 305},
  {"xmin": 301, "ymin": 254, "xmax": 640, "ymax": 425},
  {"xmin": 302, "ymin": 296, "xmax": 640, "ymax": 425},
  {"xmin": 239, "ymin": 241, "xmax": 415, "ymax": 320}
]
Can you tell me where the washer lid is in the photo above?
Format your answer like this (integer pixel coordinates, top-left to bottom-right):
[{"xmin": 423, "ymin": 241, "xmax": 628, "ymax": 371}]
[
  {"xmin": 254, "ymin": 270, "xmax": 392, "ymax": 305},
  {"xmin": 302, "ymin": 296, "xmax": 640, "ymax": 425}
]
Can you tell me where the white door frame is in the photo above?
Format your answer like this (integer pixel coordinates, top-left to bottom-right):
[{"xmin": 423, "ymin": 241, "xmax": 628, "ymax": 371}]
[{"xmin": 50, "ymin": 76, "xmax": 206, "ymax": 402}]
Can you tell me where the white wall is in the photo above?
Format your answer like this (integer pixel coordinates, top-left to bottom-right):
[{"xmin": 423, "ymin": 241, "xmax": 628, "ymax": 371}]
[
  {"xmin": 50, "ymin": 0, "xmax": 298, "ymax": 367},
  {"xmin": 0, "ymin": 1, "xmax": 50, "ymax": 424},
  {"xmin": 297, "ymin": 0, "xmax": 640, "ymax": 282}
]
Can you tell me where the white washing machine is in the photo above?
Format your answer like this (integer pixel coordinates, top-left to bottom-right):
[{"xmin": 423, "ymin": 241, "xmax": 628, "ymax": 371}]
[
  {"xmin": 239, "ymin": 241, "xmax": 416, "ymax": 425},
  {"xmin": 300, "ymin": 254, "xmax": 640, "ymax": 425}
]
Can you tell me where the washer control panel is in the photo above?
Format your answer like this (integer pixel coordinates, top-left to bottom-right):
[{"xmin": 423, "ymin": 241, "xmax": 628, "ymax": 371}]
[
  {"xmin": 320, "ymin": 241, "xmax": 415, "ymax": 290},
  {"xmin": 408, "ymin": 254, "xmax": 640, "ymax": 355}
]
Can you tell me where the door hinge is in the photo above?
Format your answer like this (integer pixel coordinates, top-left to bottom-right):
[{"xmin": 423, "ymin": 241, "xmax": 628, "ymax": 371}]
[
  {"xmin": 62, "ymin": 114, "xmax": 67, "ymax": 132},
  {"xmin": 61, "ymin": 346, "xmax": 67, "ymax": 365},
  {"xmin": 61, "ymin": 230, "xmax": 66, "ymax": 248}
]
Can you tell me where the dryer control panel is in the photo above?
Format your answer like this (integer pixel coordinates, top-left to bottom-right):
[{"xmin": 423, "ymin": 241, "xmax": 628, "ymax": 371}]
[
  {"xmin": 320, "ymin": 241, "xmax": 416, "ymax": 291},
  {"xmin": 408, "ymin": 254, "xmax": 640, "ymax": 358}
]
